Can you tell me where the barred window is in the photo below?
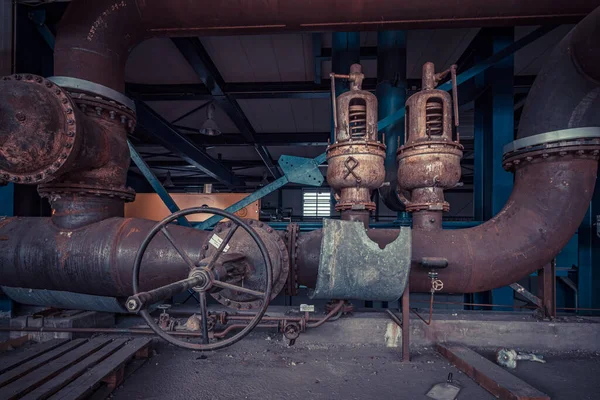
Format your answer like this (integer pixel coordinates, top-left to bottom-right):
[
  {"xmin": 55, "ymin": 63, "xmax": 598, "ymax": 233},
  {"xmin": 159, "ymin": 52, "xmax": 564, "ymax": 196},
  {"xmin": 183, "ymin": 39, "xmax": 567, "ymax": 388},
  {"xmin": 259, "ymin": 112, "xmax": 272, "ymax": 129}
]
[{"xmin": 302, "ymin": 190, "xmax": 331, "ymax": 217}]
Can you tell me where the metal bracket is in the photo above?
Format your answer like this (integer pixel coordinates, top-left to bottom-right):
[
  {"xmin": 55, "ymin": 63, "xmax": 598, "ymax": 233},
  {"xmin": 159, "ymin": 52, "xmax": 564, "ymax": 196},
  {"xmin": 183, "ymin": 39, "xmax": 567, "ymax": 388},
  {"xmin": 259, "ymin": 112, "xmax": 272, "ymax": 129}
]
[
  {"xmin": 279, "ymin": 155, "xmax": 324, "ymax": 186},
  {"xmin": 310, "ymin": 219, "xmax": 411, "ymax": 301},
  {"xmin": 197, "ymin": 154, "xmax": 325, "ymax": 229}
]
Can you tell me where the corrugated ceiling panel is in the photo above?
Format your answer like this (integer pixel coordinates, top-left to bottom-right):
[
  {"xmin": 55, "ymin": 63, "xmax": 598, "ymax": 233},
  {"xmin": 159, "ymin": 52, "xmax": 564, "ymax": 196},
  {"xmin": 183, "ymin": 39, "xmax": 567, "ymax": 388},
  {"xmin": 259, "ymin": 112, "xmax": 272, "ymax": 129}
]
[
  {"xmin": 202, "ymin": 34, "xmax": 311, "ymax": 82},
  {"xmin": 200, "ymin": 36, "xmax": 249, "ymax": 81},
  {"xmin": 407, "ymin": 29, "xmax": 479, "ymax": 78},
  {"xmin": 126, "ymin": 38, "xmax": 201, "ymax": 84}
]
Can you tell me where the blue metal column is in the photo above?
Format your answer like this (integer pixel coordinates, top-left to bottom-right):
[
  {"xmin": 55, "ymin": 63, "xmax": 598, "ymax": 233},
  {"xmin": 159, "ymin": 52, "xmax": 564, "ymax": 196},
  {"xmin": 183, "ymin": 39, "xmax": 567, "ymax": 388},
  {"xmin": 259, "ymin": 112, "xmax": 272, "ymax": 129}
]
[
  {"xmin": 376, "ymin": 31, "xmax": 408, "ymax": 222},
  {"xmin": 0, "ymin": 183, "xmax": 14, "ymax": 314},
  {"xmin": 331, "ymin": 32, "xmax": 360, "ymax": 142},
  {"xmin": 578, "ymin": 168, "xmax": 600, "ymax": 314},
  {"xmin": 473, "ymin": 28, "xmax": 515, "ymax": 310}
]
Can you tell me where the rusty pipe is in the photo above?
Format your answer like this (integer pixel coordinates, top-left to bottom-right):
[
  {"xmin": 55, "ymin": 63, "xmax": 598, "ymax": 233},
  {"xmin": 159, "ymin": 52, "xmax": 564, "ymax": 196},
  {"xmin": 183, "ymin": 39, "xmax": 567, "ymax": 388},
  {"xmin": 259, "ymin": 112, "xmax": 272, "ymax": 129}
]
[
  {"xmin": 54, "ymin": 0, "xmax": 599, "ymax": 92},
  {"xmin": 0, "ymin": 217, "xmax": 209, "ymax": 297},
  {"xmin": 297, "ymin": 7, "xmax": 600, "ymax": 294}
]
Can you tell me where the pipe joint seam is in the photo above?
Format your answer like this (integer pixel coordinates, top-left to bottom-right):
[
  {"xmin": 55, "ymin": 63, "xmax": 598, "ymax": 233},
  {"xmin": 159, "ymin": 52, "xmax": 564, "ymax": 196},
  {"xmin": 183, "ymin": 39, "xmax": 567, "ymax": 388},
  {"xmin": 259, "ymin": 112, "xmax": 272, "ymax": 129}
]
[{"xmin": 503, "ymin": 127, "xmax": 600, "ymax": 171}]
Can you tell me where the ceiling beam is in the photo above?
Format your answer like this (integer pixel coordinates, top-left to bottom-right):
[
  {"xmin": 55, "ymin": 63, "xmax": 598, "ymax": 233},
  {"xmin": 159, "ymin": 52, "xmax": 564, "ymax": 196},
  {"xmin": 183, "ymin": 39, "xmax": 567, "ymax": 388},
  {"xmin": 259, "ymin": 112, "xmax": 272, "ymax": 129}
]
[
  {"xmin": 126, "ymin": 76, "xmax": 535, "ymax": 101},
  {"xmin": 171, "ymin": 37, "xmax": 282, "ymax": 179},
  {"xmin": 135, "ymin": 101, "xmax": 243, "ymax": 187}
]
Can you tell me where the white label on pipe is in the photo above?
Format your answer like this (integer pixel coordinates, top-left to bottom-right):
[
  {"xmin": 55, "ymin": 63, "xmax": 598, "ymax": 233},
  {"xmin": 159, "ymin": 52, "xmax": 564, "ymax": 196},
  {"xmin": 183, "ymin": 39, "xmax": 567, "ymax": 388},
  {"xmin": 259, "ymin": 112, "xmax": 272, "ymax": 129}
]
[
  {"xmin": 209, "ymin": 234, "xmax": 230, "ymax": 253},
  {"xmin": 300, "ymin": 304, "xmax": 315, "ymax": 312}
]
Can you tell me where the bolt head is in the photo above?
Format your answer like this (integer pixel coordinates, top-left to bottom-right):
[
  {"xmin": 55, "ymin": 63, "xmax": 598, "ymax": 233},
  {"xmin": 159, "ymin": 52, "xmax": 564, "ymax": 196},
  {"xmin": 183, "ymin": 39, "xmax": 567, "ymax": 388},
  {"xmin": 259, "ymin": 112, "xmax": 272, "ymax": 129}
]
[{"xmin": 126, "ymin": 299, "xmax": 139, "ymax": 311}]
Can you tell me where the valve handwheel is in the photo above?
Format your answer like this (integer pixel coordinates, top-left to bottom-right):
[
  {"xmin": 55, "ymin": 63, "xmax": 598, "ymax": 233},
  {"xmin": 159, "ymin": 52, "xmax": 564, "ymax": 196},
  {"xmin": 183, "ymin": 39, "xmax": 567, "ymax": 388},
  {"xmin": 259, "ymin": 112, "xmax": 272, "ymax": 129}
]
[{"xmin": 128, "ymin": 207, "xmax": 273, "ymax": 351}]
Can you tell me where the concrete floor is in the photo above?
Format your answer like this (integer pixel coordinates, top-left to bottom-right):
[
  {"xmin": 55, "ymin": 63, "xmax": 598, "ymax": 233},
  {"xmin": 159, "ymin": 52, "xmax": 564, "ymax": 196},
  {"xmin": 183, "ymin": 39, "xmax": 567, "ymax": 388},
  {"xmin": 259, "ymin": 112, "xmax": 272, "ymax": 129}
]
[
  {"xmin": 112, "ymin": 334, "xmax": 494, "ymax": 400},
  {"xmin": 111, "ymin": 332, "xmax": 600, "ymax": 400}
]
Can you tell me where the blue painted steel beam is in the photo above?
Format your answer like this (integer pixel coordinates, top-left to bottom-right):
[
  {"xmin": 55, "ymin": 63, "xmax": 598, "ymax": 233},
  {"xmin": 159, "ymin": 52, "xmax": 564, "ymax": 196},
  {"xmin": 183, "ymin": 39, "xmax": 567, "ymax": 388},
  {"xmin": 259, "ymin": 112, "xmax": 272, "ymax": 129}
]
[
  {"xmin": 128, "ymin": 141, "xmax": 191, "ymax": 227},
  {"xmin": 0, "ymin": 183, "xmax": 13, "ymax": 314},
  {"xmin": 0, "ymin": 184, "xmax": 13, "ymax": 217},
  {"xmin": 377, "ymin": 25, "xmax": 556, "ymax": 132},
  {"xmin": 197, "ymin": 154, "xmax": 326, "ymax": 229},
  {"xmin": 578, "ymin": 169, "xmax": 600, "ymax": 314},
  {"xmin": 377, "ymin": 31, "xmax": 407, "ymax": 171},
  {"xmin": 470, "ymin": 28, "xmax": 516, "ymax": 310},
  {"xmin": 135, "ymin": 100, "xmax": 242, "ymax": 188},
  {"xmin": 28, "ymin": 9, "xmax": 55, "ymax": 50},
  {"xmin": 377, "ymin": 31, "xmax": 408, "ymax": 221},
  {"xmin": 171, "ymin": 37, "xmax": 282, "ymax": 179}
]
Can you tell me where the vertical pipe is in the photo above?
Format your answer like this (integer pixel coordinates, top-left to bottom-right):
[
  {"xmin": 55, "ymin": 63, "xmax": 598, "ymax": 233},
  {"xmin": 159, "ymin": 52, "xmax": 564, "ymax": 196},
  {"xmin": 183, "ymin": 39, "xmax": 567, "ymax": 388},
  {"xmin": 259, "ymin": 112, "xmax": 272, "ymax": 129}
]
[
  {"xmin": 377, "ymin": 31, "xmax": 408, "ymax": 217},
  {"xmin": 402, "ymin": 283, "xmax": 410, "ymax": 362}
]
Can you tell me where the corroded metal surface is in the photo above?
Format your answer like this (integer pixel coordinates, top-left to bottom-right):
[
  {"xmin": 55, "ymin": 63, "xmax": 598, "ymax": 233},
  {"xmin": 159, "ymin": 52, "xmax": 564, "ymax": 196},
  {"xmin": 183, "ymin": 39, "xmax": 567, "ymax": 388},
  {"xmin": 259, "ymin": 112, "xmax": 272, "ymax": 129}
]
[
  {"xmin": 311, "ymin": 219, "xmax": 411, "ymax": 301},
  {"xmin": 0, "ymin": 73, "xmax": 135, "ymax": 202},
  {"xmin": 0, "ymin": 75, "xmax": 81, "ymax": 184},
  {"xmin": 397, "ymin": 62, "xmax": 462, "ymax": 213},
  {"xmin": 327, "ymin": 64, "xmax": 386, "ymax": 213},
  {"xmin": 38, "ymin": 82, "xmax": 136, "ymax": 202},
  {"xmin": 0, "ymin": 217, "xmax": 209, "ymax": 297},
  {"xmin": 199, "ymin": 219, "xmax": 289, "ymax": 310}
]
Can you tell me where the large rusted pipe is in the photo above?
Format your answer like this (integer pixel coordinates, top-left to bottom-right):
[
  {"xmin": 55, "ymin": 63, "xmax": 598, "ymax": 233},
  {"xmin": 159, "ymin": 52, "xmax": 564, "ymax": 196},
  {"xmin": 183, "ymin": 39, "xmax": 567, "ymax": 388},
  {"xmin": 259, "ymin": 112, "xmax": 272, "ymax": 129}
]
[
  {"xmin": 298, "ymin": 7, "xmax": 600, "ymax": 293},
  {"xmin": 0, "ymin": 217, "xmax": 209, "ymax": 296},
  {"xmin": 54, "ymin": 0, "xmax": 598, "ymax": 91}
]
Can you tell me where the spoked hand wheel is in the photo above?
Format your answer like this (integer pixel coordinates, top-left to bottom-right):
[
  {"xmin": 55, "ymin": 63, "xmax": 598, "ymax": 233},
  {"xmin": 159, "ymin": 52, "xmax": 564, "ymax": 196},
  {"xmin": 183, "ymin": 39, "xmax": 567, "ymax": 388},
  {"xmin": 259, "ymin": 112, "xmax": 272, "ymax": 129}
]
[{"xmin": 125, "ymin": 207, "xmax": 273, "ymax": 351}]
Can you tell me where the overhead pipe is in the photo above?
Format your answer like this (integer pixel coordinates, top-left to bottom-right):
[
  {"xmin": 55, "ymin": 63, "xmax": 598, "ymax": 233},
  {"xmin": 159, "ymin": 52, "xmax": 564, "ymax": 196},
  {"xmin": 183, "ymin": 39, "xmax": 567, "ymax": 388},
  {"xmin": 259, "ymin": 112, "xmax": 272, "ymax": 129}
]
[
  {"xmin": 53, "ymin": 0, "xmax": 598, "ymax": 92},
  {"xmin": 298, "ymin": 6, "xmax": 600, "ymax": 293}
]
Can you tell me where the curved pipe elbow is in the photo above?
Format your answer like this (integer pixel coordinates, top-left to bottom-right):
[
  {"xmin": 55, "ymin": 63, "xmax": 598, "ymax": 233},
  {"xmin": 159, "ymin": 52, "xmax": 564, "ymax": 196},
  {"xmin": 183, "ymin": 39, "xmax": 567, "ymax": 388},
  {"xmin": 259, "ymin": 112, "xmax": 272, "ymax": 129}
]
[{"xmin": 410, "ymin": 158, "xmax": 597, "ymax": 293}]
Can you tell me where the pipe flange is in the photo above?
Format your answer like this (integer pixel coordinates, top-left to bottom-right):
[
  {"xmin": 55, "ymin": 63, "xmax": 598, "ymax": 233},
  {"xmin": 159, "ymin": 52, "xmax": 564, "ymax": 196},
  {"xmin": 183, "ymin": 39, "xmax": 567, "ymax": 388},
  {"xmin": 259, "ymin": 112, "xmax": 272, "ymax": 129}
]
[
  {"xmin": 334, "ymin": 201, "xmax": 377, "ymax": 212},
  {"xmin": 502, "ymin": 128, "xmax": 600, "ymax": 171},
  {"xmin": 0, "ymin": 74, "xmax": 80, "ymax": 184},
  {"xmin": 38, "ymin": 183, "xmax": 136, "ymax": 202},
  {"xmin": 404, "ymin": 201, "xmax": 449, "ymax": 213},
  {"xmin": 397, "ymin": 140, "xmax": 463, "ymax": 158},
  {"xmin": 326, "ymin": 140, "xmax": 386, "ymax": 157},
  {"xmin": 48, "ymin": 77, "xmax": 135, "ymax": 111},
  {"xmin": 48, "ymin": 77, "xmax": 136, "ymax": 133},
  {"xmin": 200, "ymin": 220, "xmax": 289, "ymax": 310}
]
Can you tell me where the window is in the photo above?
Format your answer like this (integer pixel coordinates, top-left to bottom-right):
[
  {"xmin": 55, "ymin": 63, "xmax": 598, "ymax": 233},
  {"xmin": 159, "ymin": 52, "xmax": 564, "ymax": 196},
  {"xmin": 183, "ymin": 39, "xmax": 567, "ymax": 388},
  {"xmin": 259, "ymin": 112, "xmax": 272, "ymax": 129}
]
[{"xmin": 303, "ymin": 190, "xmax": 331, "ymax": 218}]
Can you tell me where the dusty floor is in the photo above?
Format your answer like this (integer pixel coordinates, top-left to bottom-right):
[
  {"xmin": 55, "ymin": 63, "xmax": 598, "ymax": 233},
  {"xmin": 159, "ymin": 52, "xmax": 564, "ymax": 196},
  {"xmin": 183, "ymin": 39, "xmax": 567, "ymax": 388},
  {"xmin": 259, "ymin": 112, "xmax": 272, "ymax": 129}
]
[
  {"xmin": 113, "ymin": 333, "xmax": 494, "ymax": 400},
  {"xmin": 111, "ymin": 333, "xmax": 600, "ymax": 400}
]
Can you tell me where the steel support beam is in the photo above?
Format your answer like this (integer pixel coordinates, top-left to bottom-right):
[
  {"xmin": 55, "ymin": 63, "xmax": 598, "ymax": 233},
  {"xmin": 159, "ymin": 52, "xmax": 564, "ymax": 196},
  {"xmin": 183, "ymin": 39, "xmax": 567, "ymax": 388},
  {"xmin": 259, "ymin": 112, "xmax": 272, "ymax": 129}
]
[
  {"xmin": 135, "ymin": 101, "xmax": 242, "ymax": 187},
  {"xmin": 0, "ymin": 182, "xmax": 13, "ymax": 314},
  {"xmin": 377, "ymin": 31, "xmax": 408, "ymax": 217},
  {"xmin": 578, "ymin": 170, "xmax": 600, "ymax": 314},
  {"xmin": 377, "ymin": 25, "xmax": 556, "ymax": 132},
  {"xmin": 127, "ymin": 77, "xmax": 535, "ymax": 102},
  {"xmin": 171, "ymin": 37, "xmax": 282, "ymax": 179},
  {"xmin": 472, "ymin": 28, "xmax": 515, "ymax": 310},
  {"xmin": 537, "ymin": 261, "xmax": 556, "ymax": 318}
]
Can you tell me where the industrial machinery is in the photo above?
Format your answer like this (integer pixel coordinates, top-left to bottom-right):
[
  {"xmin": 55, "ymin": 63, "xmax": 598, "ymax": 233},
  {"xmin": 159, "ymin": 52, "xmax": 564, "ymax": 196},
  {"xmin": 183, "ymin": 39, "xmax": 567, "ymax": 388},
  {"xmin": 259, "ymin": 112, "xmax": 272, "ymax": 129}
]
[{"xmin": 0, "ymin": 1, "xmax": 599, "ymax": 353}]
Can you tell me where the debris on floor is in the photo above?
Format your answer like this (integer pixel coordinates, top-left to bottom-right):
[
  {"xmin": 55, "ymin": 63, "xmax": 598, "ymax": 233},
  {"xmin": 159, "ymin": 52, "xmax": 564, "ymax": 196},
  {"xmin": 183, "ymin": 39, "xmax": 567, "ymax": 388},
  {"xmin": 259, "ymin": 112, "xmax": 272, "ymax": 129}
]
[
  {"xmin": 496, "ymin": 348, "xmax": 546, "ymax": 369},
  {"xmin": 426, "ymin": 372, "xmax": 461, "ymax": 400}
]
